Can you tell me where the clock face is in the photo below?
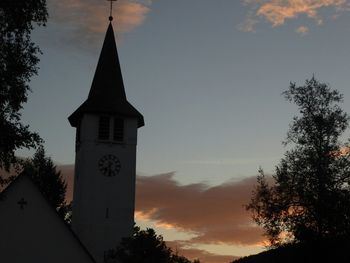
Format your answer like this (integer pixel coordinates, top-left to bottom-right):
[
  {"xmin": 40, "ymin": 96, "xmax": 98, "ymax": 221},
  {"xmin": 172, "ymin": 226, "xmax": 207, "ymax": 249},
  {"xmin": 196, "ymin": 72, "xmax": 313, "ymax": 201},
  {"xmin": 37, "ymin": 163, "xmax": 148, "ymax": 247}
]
[{"xmin": 98, "ymin": 154, "xmax": 121, "ymax": 177}]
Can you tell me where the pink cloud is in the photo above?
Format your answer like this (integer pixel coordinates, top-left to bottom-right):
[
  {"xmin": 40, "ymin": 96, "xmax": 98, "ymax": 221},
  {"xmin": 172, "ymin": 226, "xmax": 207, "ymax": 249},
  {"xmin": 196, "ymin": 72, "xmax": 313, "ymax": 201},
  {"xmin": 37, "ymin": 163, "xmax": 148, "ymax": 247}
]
[
  {"xmin": 46, "ymin": 0, "xmax": 151, "ymax": 49},
  {"xmin": 58, "ymin": 167, "xmax": 264, "ymax": 245},
  {"xmin": 50, "ymin": 0, "xmax": 151, "ymax": 33},
  {"xmin": 58, "ymin": 164, "xmax": 75, "ymax": 201},
  {"xmin": 240, "ymin": 0, "xmax": 349, "ymax": 32},
  {"xmin": 296, "ymin": 25, "xmax": 309, "ymax": 35},
  {"xmin": 56, "ymin": 166, "xmax": 264, "ymax": 262},
  {"xmin": 167, "ymin": 241, "xmax": 238, "ymax": 263}
]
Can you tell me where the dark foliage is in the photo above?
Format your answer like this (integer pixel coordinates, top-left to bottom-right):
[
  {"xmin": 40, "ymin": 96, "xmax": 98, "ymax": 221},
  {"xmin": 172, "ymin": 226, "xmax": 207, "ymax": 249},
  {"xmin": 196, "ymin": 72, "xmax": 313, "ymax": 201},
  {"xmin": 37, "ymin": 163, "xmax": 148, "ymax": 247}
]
[
  {"xmin": 22, "ymin": 146, "xmax": 71, "ymax": 222},
  {"xmin": 247, "ymin": 77, "xmax": 350, "ymax": 246},
  {"xmin": 105, "ymin": 226, "xmax": 200, "ymax": 263},
  {"xmin": 0, "ymin": 0, "xmax": 47, "ymax": 171}
]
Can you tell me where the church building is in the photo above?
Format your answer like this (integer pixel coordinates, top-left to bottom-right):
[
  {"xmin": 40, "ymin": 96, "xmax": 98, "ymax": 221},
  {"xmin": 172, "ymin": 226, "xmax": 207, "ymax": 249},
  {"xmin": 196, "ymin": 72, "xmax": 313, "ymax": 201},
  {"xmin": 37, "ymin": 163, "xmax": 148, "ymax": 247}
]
[{"xmin": 0, "ymin": 11, "xmax": 144, "ymax": 263}]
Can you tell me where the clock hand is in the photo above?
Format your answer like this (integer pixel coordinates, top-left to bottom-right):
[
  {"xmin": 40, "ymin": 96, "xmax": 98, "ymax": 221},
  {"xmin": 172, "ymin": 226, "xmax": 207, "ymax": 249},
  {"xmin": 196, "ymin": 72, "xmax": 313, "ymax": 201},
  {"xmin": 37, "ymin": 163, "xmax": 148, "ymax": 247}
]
[{"xmin": 108, "ymin": 162, "xmax": 113, "ymax": 176}]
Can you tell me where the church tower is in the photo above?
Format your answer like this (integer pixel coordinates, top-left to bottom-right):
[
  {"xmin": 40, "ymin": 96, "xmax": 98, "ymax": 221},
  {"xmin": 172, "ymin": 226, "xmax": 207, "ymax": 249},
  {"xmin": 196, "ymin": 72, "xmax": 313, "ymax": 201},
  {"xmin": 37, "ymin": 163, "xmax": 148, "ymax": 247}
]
[{"xmin": 68, "ymin": 15, "xmax": 144, "ymax": 263}]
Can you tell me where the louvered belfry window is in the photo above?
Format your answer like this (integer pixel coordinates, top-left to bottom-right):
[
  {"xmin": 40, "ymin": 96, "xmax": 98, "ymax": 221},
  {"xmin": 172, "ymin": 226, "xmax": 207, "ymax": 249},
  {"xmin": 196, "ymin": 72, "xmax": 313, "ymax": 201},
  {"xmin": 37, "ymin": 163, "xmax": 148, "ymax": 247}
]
[
  {"xmin": 98, "ymin": 116, "xmax": 110, "ymax": 140},
  {"xmin": 113, "ymin": 118, "xmax": 124, "ymax": 142}
]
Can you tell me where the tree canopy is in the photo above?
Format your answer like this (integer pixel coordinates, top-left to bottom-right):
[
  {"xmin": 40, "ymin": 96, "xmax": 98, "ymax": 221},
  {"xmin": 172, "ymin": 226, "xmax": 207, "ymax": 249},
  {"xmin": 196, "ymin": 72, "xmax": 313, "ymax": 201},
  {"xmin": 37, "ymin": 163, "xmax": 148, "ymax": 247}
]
[
  {"xmin": 22, "ymin": 146, "xmax": 71, "ymax": 222},
  {"xmin": 247, "ymin": 77, "xmax": 350, "ymax": 246},
  {"xmin": 0, "ymin": 0, "xmax": 47, "ymax": 171},
  {"xmin": 106, "ymin": 226, "xmax": 200, "ymax": 263}
]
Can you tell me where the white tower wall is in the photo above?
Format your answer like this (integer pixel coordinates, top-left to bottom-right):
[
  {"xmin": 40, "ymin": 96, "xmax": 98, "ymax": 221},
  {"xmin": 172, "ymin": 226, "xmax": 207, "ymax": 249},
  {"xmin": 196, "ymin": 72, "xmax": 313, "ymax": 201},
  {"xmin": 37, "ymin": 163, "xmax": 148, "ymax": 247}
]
[{"xmin": 72, "ymin": 113, "xmax": 138, "ymax": 263}]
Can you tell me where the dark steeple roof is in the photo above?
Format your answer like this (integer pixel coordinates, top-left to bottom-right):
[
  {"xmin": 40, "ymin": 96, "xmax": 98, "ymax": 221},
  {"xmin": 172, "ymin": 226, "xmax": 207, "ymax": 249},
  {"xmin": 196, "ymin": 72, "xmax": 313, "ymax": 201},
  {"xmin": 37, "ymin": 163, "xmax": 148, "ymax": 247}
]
[{"xmin": 68, "ymin": 22, "xmax": 144, "ymax": 128}]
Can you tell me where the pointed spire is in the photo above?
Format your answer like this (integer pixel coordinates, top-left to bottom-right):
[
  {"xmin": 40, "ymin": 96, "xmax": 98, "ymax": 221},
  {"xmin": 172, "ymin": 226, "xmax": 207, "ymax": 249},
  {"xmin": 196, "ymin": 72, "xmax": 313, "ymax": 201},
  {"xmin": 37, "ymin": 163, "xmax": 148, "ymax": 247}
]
[
  {"xmin": 68, "ymin": 22, "xmax": 144, "ymax": 128},
  {"xmin": 88, "ymin": 22, "xmax": 126, "ymax": 100}
]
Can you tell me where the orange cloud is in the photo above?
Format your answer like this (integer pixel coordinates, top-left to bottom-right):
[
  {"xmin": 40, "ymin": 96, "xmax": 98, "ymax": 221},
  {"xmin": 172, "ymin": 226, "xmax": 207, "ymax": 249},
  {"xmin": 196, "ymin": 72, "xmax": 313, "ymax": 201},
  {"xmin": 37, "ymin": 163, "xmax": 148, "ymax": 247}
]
[
  {"xmin": 57, "ymin": 166, "xmax": 264, "ymax": 261},
  {"xmin": 59, "ymin": 166, "xmax": 264, "ymax": 245},
  {"xmin": 167, "ymin": 241, "xmax": 238, "ymax": 263},
  {"xmin": 330, "ymin": 146, "xmax": 350, "ymax": 157},
  {"xmin": 58, "ymin": 164, "xmax": 75, "ymax": 201},
  {"xmin": 240, "ymin": 0, "xmax": 349, "ymax": 32},
  {"xmin": 135, "ymin": 172, "xmax": 264, "ymax": 246},
  {"xmin": 337, "ymin": 146, "xmax": 350, "ymax": 156}
]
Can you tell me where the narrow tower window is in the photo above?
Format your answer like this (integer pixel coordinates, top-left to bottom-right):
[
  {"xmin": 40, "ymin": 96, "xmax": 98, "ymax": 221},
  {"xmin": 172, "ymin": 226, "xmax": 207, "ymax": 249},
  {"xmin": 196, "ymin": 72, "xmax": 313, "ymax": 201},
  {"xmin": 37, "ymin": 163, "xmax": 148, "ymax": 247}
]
[
  {"xmin": 113, "ymin": 118, "xmax": 124, "ymax": 142},
  {"xmin": 98, "ymin": 116, "xmax": 110, "ymax": 140},
  {"xmin": 76, "ymin": 122, "xmax": 81, "ymax": 143}
]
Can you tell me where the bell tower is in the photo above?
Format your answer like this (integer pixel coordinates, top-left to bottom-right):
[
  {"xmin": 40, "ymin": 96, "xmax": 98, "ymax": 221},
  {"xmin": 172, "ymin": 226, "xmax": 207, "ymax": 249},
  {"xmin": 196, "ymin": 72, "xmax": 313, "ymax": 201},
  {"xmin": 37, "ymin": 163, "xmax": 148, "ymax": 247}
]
[{"xmin": 68, "ymin": 12, "xmax": 144, "ymax": 263}]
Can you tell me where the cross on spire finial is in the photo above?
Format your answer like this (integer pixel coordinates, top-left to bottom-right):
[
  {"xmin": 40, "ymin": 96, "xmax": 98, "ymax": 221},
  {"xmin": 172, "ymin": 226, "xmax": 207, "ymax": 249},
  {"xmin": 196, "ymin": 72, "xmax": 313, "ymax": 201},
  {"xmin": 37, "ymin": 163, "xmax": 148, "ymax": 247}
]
[{"xmin": 108, "ymin": 0, "xmax": 117, "ymax": 21}]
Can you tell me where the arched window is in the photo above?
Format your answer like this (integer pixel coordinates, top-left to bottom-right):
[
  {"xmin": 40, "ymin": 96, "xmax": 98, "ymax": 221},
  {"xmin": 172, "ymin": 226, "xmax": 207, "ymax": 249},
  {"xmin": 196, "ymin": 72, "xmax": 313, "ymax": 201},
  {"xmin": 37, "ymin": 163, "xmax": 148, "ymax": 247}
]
[{"xmin": 98, "ymin": 116, "xmax": 110, "ymax": 140}]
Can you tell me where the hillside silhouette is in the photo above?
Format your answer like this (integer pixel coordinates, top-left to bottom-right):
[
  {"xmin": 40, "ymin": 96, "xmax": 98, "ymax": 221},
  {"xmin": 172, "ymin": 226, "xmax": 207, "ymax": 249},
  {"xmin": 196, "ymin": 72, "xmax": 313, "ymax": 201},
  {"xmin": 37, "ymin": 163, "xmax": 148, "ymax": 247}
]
[{"xmin": 233, "ymin": 236, "xmax": 350, "ymax": 263}]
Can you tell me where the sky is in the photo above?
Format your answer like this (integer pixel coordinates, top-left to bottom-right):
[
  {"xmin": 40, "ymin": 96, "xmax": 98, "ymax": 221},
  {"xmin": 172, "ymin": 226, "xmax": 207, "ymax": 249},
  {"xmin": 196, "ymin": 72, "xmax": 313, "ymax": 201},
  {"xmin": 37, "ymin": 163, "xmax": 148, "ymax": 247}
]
[{"xmin": 16, "ymin": 0, "xmax": 350, "ymax": 262}]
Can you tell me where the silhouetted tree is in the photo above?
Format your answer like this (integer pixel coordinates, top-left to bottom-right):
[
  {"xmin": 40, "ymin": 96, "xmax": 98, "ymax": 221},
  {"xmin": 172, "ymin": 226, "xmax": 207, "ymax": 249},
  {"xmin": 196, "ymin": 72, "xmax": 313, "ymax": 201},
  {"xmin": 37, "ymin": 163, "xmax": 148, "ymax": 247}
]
[
  {"xmin": 172, "ymin": 254, "xmax": 200, "ymax": 263},
  {"xmin": 0, "ymin": 0, "xmax": 47, "ymax": 172},
  {"xmin": 247, "ymin": 77, "xmax": 350, "ymax": 246},
  {"xmin": 105, "ymin": 226, "xmax": 200, "ymax": 263},
  {"xmin": 22, "ymin": 146, "xmax": 71, "ymax": 222}
]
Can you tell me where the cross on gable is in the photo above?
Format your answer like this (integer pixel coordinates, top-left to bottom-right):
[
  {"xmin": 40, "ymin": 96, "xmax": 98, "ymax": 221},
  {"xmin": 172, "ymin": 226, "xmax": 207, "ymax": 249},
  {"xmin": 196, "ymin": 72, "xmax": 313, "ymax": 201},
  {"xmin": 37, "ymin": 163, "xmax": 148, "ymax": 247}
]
[
  {"xmin": 17, "ymin": 198, "xmax": 27, "ymax": 210},
  {"xmin": 107, "ymin": 0, "xmax": 117, "ymax": 21}
]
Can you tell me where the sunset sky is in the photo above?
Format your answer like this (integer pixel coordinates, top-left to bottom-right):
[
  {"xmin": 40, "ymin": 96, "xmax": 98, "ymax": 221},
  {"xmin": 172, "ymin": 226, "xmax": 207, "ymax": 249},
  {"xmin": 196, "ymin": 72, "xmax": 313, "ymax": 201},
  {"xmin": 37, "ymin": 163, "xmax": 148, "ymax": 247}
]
[{"xmin": 18, "ymin": 0, "xmax": 350, "ymax": 262}]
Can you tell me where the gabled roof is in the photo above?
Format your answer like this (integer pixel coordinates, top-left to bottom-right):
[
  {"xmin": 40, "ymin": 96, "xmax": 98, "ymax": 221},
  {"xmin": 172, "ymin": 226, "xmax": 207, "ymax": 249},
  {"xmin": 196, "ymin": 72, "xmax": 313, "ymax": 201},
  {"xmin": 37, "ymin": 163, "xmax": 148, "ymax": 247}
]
[
  {"xmin": 0, "ymin": 174, "xmax": 96, "ymax": 263},
  {"xmin": 68, "ymin": 22, "xmax": 144, "ymax": 128}
]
